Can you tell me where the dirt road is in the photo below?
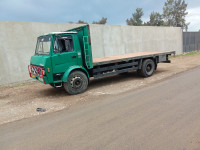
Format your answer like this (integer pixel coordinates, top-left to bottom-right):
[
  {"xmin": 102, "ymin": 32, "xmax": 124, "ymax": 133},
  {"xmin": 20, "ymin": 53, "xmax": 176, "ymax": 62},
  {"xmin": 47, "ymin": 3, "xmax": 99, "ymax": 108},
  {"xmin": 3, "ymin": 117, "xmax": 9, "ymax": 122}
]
[
  {"xmin": 0, "ymin": 53, "xmax": 200, "ymax": 125},
  {"xmin": 0, "ymin": 66, "xmax": 200, "ymax": 150}
]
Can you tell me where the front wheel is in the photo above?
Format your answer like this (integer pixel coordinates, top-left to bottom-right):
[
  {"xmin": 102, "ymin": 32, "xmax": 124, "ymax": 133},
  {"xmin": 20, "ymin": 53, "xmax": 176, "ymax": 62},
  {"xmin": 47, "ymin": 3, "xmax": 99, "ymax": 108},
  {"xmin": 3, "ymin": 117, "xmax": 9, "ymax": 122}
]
[
  {"xmin": 138, "ymin": 59, "xmax": 155, "ymax": 77},
  {"xmin": 64, "ymin": 71, "xmax": 88, "ymax": 95}
]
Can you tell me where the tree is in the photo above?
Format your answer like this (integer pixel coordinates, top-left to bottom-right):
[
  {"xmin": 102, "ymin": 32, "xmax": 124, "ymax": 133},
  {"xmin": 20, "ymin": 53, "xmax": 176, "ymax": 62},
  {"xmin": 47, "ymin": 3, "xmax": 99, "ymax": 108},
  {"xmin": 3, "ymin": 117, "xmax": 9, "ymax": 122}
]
[
  {"xmin": 77, "ymin": 20, "xmax": 88, "ymax": 24},
  {"xmin": 126, "ymin": 8, "xmax": 144, "ymax": 26},
  {"xmin": 145, "ymin": 12, "xmax": 165, "ymax": 26},
  {"xmin": 92, "ymin": 17, "xmax": 107, "ymax": 24},
  {"xmin": 163, "ymin": 0, "xmax": 189, "ymax": 30}
]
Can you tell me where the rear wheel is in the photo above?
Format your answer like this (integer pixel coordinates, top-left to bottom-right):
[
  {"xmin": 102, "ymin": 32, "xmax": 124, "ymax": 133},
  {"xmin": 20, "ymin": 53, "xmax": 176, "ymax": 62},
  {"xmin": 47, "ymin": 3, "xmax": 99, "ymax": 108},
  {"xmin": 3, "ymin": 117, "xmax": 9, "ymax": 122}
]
[
  {"xmin": 138, "ymin": 59, "xmax": 155, "ymax": 77},
  {"xmin": 64, "ymin": 71, "xmax": 88, "ymax": 95}
]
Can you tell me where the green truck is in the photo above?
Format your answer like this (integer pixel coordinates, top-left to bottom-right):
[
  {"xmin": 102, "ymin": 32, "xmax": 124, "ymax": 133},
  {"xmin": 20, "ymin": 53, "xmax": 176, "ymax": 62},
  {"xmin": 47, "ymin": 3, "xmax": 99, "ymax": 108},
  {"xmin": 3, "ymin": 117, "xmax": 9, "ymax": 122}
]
[{"xmin": 28, "ymin": 25, "xmax": 175, "ymax": 95}]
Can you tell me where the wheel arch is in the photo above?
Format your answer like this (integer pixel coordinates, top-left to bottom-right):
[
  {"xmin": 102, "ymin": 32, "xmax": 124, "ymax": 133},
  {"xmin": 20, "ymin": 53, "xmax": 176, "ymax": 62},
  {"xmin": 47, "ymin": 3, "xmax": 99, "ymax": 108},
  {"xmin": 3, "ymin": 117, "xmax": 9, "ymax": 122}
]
[
  {"xmin": 62, "ymin": 66, "xmax": 89, "ymax": 82},
  {"xmin": 143, "ymin": 56, "xmax": 158, "ymax": 62},
  {"xmin": 138, "ymin": 57, "xmax": 157, "ymax": 69}
]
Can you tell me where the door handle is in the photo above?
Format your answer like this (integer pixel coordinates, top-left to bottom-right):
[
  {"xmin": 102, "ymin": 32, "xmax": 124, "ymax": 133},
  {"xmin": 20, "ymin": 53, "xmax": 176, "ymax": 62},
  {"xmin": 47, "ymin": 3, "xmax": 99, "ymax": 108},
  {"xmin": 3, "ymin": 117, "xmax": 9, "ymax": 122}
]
[{"xmin": 72, "ymin": 55, "xmax": 77, "ymax": 58}]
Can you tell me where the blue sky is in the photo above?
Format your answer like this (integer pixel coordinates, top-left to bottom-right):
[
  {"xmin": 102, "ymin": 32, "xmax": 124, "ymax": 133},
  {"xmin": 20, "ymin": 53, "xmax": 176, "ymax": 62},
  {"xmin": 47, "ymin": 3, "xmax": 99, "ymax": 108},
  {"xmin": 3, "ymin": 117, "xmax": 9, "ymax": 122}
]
[{"xmin": 0, "ymin": 0, "xmax": 199, "ymax": 31}]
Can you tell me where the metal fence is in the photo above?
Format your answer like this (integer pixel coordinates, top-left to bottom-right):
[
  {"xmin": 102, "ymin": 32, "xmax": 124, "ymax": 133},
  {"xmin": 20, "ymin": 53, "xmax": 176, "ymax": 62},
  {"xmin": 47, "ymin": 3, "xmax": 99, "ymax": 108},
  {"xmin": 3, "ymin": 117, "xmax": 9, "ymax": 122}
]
[{"xmin": 183, "ymin": 32, "xmax": 200, "ymax": 53}]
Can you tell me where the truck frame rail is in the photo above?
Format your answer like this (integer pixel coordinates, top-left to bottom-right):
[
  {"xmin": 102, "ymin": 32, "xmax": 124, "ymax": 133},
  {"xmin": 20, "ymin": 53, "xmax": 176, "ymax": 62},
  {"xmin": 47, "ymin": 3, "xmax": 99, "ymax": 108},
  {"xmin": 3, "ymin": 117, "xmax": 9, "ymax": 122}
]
[{"xmin": 92, "ymin": 51, "xmax": 175, "ymax": 79}]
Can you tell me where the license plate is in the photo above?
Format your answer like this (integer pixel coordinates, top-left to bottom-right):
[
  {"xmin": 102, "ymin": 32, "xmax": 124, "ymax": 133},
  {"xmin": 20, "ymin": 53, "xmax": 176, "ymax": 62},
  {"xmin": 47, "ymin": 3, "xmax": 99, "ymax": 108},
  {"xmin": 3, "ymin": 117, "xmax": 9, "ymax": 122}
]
[{"xmin": 31, "ymin": 74, "xmax": 35, "ymax": 78}]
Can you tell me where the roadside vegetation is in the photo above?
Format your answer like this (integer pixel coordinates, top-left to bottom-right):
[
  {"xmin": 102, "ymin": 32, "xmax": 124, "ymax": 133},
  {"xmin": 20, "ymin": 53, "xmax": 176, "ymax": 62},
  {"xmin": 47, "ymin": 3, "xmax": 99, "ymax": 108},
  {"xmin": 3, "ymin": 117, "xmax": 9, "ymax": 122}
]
[
  {"xmin": 127, "ymin": 0, "xmax": 189, "ymax": 31},
  {"xmin": 168, "ymin": 51, "xmax": 200, "ymax": 59},
  {"xmin": 175, "ymin": 51, "xmax": 200, "ymax": 57}
]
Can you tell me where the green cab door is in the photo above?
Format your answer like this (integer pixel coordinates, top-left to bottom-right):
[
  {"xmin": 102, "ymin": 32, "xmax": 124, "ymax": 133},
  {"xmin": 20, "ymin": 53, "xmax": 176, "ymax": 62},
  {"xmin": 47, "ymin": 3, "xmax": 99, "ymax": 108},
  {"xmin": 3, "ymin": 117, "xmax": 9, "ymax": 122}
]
[{"xmin": 51, "ymin": 35, "xmax": 78, "ymax": 76}]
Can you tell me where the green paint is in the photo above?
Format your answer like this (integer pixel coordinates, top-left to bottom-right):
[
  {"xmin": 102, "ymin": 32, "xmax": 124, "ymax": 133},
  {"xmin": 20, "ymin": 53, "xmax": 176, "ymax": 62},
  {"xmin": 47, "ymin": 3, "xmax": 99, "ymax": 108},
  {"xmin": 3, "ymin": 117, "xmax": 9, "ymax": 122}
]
[
  {"xmin": 67, "ymin": 25, "xmax": 93, "ymax": 69},
  {"xmin": 62, "ymin": 66, "xmax": 89, "ymax": 82},
  {"xmin": 30, "ymin": 25, "xmax": 92, "ymax": 85}
]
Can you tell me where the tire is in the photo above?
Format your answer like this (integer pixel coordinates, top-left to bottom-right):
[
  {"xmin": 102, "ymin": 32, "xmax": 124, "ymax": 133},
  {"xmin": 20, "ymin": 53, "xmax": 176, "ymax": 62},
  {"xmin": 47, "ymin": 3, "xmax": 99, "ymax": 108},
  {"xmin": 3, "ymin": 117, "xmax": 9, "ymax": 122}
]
[
  {"xmin": 64, "ymin": 71, "xmax": 88, "ymax": 95},
  {"xmin": 138, "ymin": 59, "xmax": 155, "ymax": 77}
]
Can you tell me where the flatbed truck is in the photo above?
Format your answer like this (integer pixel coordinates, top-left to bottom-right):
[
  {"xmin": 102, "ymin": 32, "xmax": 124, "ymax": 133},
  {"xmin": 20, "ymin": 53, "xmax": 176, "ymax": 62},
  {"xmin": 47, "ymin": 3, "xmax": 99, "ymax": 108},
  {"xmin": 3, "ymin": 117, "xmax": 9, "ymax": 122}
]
[{"xmin": 28, "ymin": 25, "xmax": 175, "ymax": 95}]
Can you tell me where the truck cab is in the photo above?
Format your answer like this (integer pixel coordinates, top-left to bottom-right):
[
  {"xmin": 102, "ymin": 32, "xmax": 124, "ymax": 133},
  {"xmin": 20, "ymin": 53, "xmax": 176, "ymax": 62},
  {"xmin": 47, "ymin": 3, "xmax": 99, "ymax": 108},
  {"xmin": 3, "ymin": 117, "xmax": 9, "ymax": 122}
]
[{"xmin": 29, "ymin": 26, "xmax": 92, "ymax": 94}]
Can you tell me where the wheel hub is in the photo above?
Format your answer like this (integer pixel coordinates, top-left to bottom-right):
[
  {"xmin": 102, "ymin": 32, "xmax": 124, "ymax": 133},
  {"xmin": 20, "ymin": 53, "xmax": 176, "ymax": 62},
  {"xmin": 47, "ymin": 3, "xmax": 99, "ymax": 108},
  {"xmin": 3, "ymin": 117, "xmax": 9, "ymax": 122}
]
[
  {"xmin": 70, "ymin": 76, "xmax": 83, "ymax": 89},
  {"xmin": 146, "ymin": 64, "xmax": 152, "ymax": 72}
]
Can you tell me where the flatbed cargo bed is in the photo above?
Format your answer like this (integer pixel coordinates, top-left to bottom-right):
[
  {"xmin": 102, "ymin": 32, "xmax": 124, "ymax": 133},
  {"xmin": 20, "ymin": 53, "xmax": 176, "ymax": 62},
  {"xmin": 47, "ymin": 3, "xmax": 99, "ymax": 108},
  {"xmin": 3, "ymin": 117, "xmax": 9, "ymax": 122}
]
[{"xmin": 93, "ymin": 51, "xmax": 175, "ymax": 66}]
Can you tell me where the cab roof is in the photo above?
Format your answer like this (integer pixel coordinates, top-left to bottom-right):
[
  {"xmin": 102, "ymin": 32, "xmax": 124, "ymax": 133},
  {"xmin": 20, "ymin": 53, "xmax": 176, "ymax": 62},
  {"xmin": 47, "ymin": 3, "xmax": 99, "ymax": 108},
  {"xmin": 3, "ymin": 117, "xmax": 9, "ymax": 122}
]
[{"xmin": 43, "ymin": 31, "xmax": 77, "ymax": 36}]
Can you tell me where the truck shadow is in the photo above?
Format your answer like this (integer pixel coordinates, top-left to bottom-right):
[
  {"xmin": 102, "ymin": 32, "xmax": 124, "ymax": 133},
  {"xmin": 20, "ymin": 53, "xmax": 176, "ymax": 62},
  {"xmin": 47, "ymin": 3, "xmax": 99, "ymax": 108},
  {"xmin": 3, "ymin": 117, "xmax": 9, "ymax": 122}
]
[
  {"xmin": 88, "ymin": 69, "xmax": 167, "ymax": 89},
  {"xmin": 38, "ymin": 87, "xmax": 67, "ymax": 97},
  {"xmin": 39, "ymin": 69, "xmax": 167, "ymax": 97}
]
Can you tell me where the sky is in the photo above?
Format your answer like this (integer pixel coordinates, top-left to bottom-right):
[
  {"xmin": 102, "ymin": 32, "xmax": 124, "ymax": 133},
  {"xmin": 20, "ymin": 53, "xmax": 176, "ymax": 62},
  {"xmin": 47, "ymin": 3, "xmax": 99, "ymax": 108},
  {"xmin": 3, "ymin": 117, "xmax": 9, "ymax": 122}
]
[{"xmin": 0, "ymin": 0, "xmax": 199, "ymax": 31}]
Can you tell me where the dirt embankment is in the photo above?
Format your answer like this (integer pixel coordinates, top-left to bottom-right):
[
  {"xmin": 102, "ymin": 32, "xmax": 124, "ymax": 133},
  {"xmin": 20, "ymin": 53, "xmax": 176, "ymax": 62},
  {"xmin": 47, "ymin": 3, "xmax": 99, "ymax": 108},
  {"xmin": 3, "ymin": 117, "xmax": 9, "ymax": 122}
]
[{"xmin": 0, "ymin": 53, "xmax": 200, "ymax": 125}]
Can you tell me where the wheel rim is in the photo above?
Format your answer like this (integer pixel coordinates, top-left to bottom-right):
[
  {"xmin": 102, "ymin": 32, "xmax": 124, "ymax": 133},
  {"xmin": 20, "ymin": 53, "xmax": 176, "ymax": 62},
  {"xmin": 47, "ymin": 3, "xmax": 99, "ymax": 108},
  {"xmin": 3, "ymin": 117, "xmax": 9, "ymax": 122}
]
[
  {"xmin": 70, "ymin": 76, "xmax": 83, "ymax": 89},
  {"xmin": 146, "ymin": 64, "xmax": 152, "ymax": 73}
]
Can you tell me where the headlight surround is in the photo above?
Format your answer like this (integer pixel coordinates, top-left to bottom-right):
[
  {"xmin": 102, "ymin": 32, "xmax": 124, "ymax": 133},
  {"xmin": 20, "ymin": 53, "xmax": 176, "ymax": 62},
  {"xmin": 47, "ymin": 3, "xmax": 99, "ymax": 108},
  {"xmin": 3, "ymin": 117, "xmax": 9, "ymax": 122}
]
[{"xmin": 42, "ymin": 69, "xmax": 46, "ymax": 76}]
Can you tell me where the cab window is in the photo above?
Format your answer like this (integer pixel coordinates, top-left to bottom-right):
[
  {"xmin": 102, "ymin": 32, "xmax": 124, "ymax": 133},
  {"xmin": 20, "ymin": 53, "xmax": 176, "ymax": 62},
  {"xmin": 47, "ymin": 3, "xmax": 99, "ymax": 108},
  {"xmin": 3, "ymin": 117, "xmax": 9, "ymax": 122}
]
[{"xmin": 54, "ymin": 35, "xmax": 74, "ymax": 53}]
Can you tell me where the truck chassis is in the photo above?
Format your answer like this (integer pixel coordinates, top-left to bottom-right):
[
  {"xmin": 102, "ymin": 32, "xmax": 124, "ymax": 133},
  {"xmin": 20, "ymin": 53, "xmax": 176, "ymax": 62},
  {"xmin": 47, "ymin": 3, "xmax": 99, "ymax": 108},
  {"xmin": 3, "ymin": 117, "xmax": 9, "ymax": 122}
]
[{"xmin": 92, "ymin": 51, "xmax": 174, "ymax": 79}]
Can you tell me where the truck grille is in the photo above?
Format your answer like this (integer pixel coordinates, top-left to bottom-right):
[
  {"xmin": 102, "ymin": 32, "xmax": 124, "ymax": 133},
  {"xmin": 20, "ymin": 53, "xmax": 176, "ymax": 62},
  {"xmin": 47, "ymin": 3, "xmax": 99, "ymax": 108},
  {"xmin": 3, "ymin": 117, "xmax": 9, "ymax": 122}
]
[
  {"xmin": 28, "ymin": 65, "xmax": 45, "ymax": 83},
  {"xmin": 31, "ymin": 66, "xmax": 42, "ymax": 75}
]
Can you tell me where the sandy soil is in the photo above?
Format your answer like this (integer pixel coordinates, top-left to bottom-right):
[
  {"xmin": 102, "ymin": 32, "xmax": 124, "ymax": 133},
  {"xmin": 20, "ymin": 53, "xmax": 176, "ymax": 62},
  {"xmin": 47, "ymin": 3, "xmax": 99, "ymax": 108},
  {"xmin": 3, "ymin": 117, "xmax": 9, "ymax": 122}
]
[{"xmin": 0, "ymin": 53, "xmax": 200, "ymax": 125}]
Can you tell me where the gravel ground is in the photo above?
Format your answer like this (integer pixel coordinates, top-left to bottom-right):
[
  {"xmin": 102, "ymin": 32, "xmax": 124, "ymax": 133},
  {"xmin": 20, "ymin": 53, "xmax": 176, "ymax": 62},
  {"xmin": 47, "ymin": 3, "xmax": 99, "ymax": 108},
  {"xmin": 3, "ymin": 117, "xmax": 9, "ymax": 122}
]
[{"xmin": 0, "ymin": 53, "xmax": 200, "ymax": 125}]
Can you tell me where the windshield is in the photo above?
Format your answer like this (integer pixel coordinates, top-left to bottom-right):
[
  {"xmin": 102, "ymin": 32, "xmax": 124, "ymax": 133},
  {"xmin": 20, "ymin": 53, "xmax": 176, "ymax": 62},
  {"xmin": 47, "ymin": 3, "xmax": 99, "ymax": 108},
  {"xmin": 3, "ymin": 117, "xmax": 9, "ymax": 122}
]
[{"xmin": 35, "ymin": 36, "xmax": 51, "ymax": 55}]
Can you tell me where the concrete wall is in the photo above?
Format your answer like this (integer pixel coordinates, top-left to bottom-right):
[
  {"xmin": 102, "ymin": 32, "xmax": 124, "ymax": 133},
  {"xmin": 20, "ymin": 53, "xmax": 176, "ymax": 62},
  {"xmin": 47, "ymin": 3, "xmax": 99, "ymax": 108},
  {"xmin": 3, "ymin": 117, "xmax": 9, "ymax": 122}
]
[
  {"xmin": 90, "ymin": 24, "xmax": 183, "ymax": 58},
  {"xmin": 0, "ymin": 21, "xmax": 183, "ymax": 86},
  {"xmin": 0, "ymin": 21, "xmax": 82, "ymax": 85}
]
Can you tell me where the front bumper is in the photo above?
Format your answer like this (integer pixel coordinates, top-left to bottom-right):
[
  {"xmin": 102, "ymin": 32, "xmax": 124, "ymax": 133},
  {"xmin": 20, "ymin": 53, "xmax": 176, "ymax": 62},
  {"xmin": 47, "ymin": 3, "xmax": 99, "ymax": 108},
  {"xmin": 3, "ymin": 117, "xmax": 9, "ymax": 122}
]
[{"xmin": 28, "ymin": 65, "xmax": 49, "ymax": 84}]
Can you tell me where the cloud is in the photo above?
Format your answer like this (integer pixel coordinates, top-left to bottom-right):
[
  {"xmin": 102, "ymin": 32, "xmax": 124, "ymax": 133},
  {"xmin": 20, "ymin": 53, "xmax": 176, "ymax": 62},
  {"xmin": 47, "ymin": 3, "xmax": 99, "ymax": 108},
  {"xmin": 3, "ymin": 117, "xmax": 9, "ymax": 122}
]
[{"xmin": 186, "ymin": 7, "xmax": 200, "ymax": 31}]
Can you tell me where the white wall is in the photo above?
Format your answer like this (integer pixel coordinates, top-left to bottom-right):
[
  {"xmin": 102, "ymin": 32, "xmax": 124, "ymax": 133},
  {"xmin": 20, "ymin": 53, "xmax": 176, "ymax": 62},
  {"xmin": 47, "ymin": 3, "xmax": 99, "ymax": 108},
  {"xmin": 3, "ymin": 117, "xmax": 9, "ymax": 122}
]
[{"xmin": 90, "ymin": 24, "xmax": 183, "ymax": 58}]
